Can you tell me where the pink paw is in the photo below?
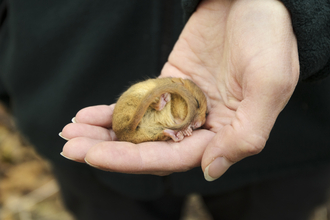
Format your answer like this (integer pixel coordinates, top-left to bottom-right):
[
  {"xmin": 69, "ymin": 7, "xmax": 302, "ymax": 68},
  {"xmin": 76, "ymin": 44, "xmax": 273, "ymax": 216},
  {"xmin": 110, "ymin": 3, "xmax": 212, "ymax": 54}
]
[
  {"xmin": 182, "ymin": 126, "xmax": 193, "ymax": 137},
  {"xmin": 152, "ymin": 93, "xmax": 171, "ymax": 111},
  {"xmin": 163, "ymin": 129, "xmax": 184, "ymax": 142},
  {"xmin": 163, "ymin": 126, "xmax": 193, "ymax": 142}
]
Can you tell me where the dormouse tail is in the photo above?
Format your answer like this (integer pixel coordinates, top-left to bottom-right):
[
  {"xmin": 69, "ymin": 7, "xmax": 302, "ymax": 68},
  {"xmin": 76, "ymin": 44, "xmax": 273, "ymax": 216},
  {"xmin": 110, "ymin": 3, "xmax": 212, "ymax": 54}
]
[{"xmin": 129, "ymin": 79, "xmax": 197, "ymax": 131}]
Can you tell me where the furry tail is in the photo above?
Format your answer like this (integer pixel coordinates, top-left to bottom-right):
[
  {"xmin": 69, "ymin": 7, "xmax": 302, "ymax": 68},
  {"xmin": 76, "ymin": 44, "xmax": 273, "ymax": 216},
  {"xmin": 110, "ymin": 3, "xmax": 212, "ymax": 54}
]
[{"xmin": 129, "ymin": 80, "xmax": 197, "ymax": 131}]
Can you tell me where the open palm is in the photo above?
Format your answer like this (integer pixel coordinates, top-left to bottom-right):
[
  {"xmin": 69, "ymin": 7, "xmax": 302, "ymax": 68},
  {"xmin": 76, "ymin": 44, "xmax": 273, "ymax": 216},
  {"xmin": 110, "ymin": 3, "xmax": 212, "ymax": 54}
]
[{"xmin": 61, "ymin": 0, "xmax": 299, "ymax": 181}]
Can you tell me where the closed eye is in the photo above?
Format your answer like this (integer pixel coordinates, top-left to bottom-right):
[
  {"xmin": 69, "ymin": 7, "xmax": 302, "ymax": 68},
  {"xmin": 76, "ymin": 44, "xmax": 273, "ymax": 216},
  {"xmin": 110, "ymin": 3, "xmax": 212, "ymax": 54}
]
[{"xmin": 195, "ymin": 98, "xmax": 200, "ymax": 108}]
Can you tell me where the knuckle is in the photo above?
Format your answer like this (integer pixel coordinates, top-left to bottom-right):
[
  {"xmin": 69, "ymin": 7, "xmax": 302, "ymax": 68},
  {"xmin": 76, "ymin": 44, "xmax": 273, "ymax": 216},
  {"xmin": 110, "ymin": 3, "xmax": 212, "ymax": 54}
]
[{"xmin": 239, "ymin": 134, "xmax": 265, "ymax": 156}]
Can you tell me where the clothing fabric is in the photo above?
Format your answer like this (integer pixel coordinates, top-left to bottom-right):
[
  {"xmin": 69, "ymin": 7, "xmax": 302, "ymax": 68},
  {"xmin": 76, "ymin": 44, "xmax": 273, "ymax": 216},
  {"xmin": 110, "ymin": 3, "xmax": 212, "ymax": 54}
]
[
  {"xmin": 0, "ymin": 0, "xmax": 330, "ymax": 217},
  {"xmin": 202, "ymin": 163, "xmax": 330, "ymax": 220},
  {"xmin": 54, "ymin": 159, "xmax": 330, "ymax": 220}
]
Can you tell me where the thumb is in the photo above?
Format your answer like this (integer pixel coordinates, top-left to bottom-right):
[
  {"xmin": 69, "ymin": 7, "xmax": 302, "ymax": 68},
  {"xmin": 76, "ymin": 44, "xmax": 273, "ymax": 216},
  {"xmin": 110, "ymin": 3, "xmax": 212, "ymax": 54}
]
[
  {"xmin": 201, "ymin": 82, "xmax": 294, "ymax": 181},
  {"xmin": 201, "ymin": 42, "xmax": 299, "ymax": 181},
  {"xmin": 202, "ymin": 109, "xmax": 268, "ymax": 181}
]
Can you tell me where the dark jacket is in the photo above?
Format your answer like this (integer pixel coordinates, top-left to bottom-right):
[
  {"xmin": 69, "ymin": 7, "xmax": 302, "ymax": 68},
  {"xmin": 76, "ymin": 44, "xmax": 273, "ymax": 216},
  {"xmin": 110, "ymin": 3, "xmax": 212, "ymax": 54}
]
[{"xmin": 0, "ymin": 0, "xmax": 329, "ymax": 199}]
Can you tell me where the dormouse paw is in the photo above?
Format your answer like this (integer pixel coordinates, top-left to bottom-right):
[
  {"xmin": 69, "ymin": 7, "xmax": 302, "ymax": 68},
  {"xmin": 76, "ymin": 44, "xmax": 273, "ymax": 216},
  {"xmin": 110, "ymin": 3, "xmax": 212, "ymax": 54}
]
[
  {"xmin": 150, "ymin": 93, "xmax": 171, "ymax": 111},
  {"xmin": 191, "ymin": 120, "xmax": 203, "ymax": 129},
  {"xmin": 163, "ymin": 129, "xmax": 184, "ymax": 142},
  {"xmin": 182, "ymin": 126, "xmax": 193, "ymax": 137}
]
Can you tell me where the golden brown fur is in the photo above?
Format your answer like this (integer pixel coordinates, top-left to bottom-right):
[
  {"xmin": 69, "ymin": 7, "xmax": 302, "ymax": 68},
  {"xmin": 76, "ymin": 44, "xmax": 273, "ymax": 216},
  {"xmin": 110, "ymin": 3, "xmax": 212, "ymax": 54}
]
[{"xmin": 112, "ymin": 77, "xmax": 208, "ymax": 143}]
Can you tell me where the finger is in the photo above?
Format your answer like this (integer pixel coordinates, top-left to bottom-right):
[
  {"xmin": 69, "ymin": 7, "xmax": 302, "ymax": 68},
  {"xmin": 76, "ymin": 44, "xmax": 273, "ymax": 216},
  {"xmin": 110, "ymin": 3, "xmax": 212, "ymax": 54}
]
[
  {"xmin": 74, "ymin": 104, "xmax": 115, "ymax": 128},
  {"xmin": 85, "ymin": 129, "xmax": 214, "ymax": 175},
  {"xmin": 61, "ymin": 137, "xmax": 103, "ymax": 163},
  {"xmin": 61, "ymin": 122, "xmax": 116, "ymax": 141}
]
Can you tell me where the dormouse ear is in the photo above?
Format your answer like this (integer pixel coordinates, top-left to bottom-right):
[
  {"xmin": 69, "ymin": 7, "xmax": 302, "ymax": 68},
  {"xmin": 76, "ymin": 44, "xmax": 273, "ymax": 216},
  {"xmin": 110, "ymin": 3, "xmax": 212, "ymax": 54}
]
[{"xmin": 171, "ymin": 77, "xmax": 185, "ymax": 85}]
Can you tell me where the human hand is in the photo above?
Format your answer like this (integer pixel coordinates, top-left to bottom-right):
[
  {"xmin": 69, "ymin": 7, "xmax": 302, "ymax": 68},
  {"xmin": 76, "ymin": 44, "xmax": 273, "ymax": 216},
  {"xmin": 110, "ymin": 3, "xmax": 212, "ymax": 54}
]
[
  {"xmin": 61, "ymin": 0, "xmax": 299, "ymax": 180},
  {"xmin": 61, "ymin": 104, "xmax": 214, "ymax": 176}
]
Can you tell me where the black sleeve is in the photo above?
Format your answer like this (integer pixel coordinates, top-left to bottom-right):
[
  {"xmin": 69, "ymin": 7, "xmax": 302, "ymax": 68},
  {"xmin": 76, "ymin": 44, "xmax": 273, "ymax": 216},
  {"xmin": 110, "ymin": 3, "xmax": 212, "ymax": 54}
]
[
  {"xmin": 181, "ymin": 0, "xmax": 330, "ymax": 82},
  {"xmin": 280, "ymin": 0, "xmax": 330, "ymax": 81}
]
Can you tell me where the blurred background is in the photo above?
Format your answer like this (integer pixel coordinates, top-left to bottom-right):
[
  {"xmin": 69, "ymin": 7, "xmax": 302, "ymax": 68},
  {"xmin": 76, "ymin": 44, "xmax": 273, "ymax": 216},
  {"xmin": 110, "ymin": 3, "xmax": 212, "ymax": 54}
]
[
  {"xmin": 0, "ymin": 103, "xmax": 74, "ymax": 220},
  {"xmin": 0, "ymin": 102, "xmax": 328, "ymax": 220}
]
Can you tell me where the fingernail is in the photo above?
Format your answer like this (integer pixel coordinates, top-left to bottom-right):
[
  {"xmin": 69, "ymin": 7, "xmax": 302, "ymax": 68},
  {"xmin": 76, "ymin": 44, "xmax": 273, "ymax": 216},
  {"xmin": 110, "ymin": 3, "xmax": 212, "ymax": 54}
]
[
  {"xmin": 60, "ymin": 152, "xmax": 86, "ymax": 163},
  {"xmin": 59, "ymin": 132, "xmax": 69, "ymax": 141},
  {"xmin": 85, "ymin": 158, "xmax": 102, "ymax": 169},
  {"xmin": 72, "ymin": 117, "xmax": 77, "ymax": 123},
  {"xmin": 60, "ymin": 152, "xmax": 75, "ymax": 161},
  {"xmin": 85, "ymin": 158, "xmax": 113, "ymax": 172},
  {"xmin": 204, "ymin": 157, "xmax": 232, "ymax": 182}
]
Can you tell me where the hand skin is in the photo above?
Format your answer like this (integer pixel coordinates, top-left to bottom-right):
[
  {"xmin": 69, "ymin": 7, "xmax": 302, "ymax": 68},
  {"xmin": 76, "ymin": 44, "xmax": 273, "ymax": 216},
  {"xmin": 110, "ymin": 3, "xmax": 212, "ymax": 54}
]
[{"xmin": 61, "ymin": 0, "xmax": 299, "ymax": 181}]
